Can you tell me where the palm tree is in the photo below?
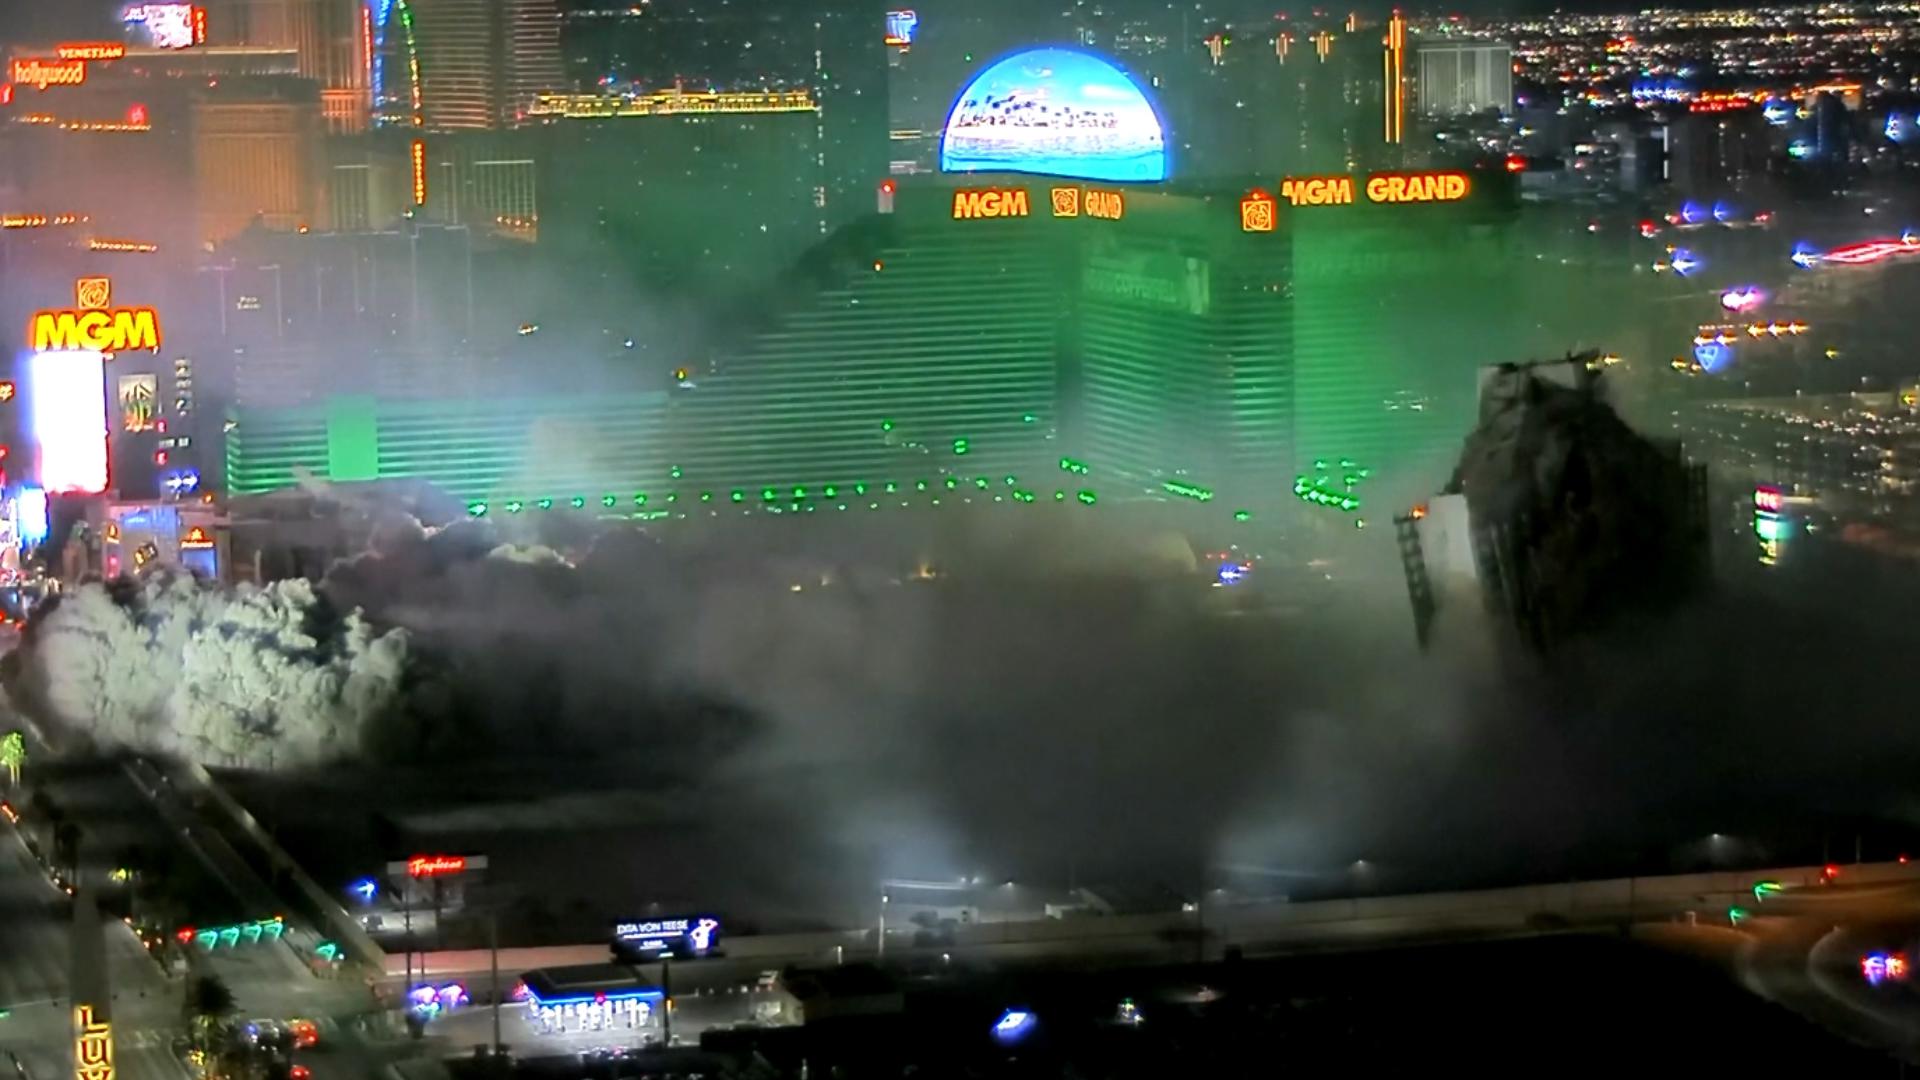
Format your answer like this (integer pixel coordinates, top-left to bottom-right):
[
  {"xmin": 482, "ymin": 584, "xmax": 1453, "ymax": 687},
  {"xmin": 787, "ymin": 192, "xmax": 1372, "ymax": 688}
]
[
  {"xmin": 52, "ymin": 821, "xmax": 80, "ymax": 884},
  {"xmin": 0, "ymin": 731, "xmax": 25, "ymax": 787},
  {"xmin": 183, "ymin": 974, "xmax": 237, "ymax": 1058}
]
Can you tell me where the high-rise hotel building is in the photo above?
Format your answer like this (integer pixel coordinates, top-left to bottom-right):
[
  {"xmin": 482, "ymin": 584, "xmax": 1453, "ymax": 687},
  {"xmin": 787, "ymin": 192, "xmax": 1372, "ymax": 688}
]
[
  {"xmin": 370, "ymin": 0, "xmax": 564, "ymax": 130},
  {"xmin": 221, "ymin": 47, "xmax": 1525, "ymax": 523}
]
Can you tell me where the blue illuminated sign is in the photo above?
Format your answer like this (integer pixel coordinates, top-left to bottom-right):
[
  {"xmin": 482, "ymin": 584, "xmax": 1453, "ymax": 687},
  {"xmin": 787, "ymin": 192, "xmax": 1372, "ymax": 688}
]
[
  {"xmin": 941, "ymin": 47, "xmax": 1168, "ymax": 183},
  {"xmin": 613, "ymin": 915, "xmax": 721, "ymax": 957},
  {"xmin": 885, "ymin": 9, "xmax": 918, "ymax": 45},
  {"xmin": 373, "ymin": 0, "xmax": 394, "ymax": 109},
  {"xmin": 993, "ymin": 1008, "xmax": 1036, "ymax": 1044},
  {"xmin": 1631, "ymin": 79, "xmax": 1690, "ymax": 103},
  {"xmin": 525, "ymin": 985, "xmax": 662, "ymax": 1009},
  {"xmin": 1694, "ymin": 342, "xmax": 1733, "ymax": 372},
  {"xmin": 15, "ymin": 487, "xmax": 48, "ymax": 547}
]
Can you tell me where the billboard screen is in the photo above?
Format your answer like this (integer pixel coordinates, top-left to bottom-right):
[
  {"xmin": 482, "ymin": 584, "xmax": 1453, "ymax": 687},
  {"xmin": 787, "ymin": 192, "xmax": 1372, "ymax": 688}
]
[
  {"xmin": 885, "ymin": 10, "xmax": 918, "ymax": 45},
  {"xmin": 940, "ymin": 47, "xmax": 1167, "ymax": 183},
  {"xmin": 612, "ymin": 916, "xmax": 721, "ymax": 958},
  {"xmin": 118, "ymin": 374, "xmax": 158, "ymax": 432},
  {"xmin": 16, "ymin": 487, "xmax": 49, "ymax": 547},
  {"xmin": 29, "ymin": 350, "xmax": 109, "ymax": 494},
  {"xmin": 124, "ymin": 3, "xmax": 200, "ymax": 49}
]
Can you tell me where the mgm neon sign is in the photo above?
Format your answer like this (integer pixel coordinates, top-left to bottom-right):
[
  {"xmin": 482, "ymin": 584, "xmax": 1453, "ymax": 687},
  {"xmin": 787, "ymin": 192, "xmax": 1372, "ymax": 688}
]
[{"xmin": 27, "ymin": 277, "xmax": 161, "ymax": 352}]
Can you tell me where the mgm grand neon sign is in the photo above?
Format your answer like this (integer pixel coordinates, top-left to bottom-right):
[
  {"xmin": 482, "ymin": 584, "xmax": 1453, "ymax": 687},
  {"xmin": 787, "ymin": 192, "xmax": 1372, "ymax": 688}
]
[
  {"xmin": 27, "ymin": 277, "xmax": 161, "ymax": 352},
  {"xmin": 951, "ymin": 184, "xmax": 1129, "ymax": 222},
  {"xmin": 1279, "ymin": 170, "xmax": 1471, "ymax": 207}
]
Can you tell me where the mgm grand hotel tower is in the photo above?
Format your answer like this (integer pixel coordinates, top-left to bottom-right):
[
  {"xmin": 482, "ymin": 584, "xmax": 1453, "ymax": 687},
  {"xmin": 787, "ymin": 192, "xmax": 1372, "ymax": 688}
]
[{"xmin": 226, "ymin": 45, "xmax": 1523, "ymax": 536}]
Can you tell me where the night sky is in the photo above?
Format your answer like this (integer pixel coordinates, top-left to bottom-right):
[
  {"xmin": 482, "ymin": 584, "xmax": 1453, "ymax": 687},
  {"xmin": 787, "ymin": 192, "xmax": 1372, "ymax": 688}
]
[{"xmin": 0, "ymin": 0, "xmax": 1748, "ymax": 54}]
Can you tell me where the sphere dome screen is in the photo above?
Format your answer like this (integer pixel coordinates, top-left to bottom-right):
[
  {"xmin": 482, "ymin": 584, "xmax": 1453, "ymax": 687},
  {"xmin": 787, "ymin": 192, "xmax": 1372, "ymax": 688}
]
[{"xmin": 940, "ymin": 47, "xmax": 1169, "ymax": 183}]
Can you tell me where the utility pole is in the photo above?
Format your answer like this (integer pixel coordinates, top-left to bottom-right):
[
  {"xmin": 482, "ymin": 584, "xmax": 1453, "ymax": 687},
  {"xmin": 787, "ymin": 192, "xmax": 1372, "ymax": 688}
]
[
  {"xmin": 402, "ymin": 889, "xmax": 412, "ymax": 994},
  {"xmin": 488, "ymin": 908, "xmax": 501, "ymax": 1057},
  {"xmin": 660, "ymin": 957, "xmax": 672, "ymax": 1048},
  {"xmin": 1194, "ymin": 892, "xmax": 1205, "ymax": 965}
]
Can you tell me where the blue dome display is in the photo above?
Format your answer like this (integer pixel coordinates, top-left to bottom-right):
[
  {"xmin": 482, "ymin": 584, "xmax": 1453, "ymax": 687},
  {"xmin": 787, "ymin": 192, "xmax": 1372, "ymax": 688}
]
[{"xmin": 940, "ymin": 47, "xmax": 1169, "ymax": 183}]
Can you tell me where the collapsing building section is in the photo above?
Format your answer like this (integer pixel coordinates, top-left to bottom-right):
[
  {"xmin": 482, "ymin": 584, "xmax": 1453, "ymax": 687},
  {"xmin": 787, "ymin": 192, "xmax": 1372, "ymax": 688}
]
[{"xmin": 1400, "ymin": 355, "xmax": 1709, "ymax": 651}]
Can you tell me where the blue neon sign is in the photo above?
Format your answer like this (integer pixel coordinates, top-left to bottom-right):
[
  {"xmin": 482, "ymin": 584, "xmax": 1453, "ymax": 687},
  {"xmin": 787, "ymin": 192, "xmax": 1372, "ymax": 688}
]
[
  {"xmin": 1694, "ymin": 342, "xmax": 1733, "ymax": 373},
  {"xmin": 525, "ymin": 985, "xmax": 663, "ymax": 1009}
]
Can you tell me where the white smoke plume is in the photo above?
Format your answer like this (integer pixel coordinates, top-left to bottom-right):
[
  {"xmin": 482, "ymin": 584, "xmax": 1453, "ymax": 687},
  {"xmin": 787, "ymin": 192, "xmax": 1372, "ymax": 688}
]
[{"xmin": 20, "ymin": 571, "xmax": 409, "ymax": 768}]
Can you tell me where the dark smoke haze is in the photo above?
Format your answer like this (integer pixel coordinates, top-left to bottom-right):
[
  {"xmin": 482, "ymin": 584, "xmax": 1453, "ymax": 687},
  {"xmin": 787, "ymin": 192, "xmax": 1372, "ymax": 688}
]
[{"xmin": 20, "ymin": 490, "xmax": 1918, "ymax": 930}]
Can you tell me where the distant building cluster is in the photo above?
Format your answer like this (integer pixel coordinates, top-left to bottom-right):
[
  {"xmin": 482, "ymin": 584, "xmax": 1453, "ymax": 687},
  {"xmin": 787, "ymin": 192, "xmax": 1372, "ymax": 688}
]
[{"xmin": 3, "ymin": 1, "xmax": 1920, "ymax": 582}]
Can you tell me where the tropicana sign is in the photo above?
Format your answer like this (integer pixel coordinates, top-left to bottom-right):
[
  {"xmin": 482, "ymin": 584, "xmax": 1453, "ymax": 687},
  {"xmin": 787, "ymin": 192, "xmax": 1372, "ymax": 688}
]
[{"xmin": 28, "ymin": 277, "xmax": 162, "ymax": 352}]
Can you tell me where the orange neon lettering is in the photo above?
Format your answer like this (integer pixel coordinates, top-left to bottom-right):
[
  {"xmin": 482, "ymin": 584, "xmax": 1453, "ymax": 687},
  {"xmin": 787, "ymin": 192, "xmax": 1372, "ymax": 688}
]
[
  {"xmin": 87, "ymin": 239, "xmax": 159, "ymax": 253},
  {"xmin": 9, "ymin": 58, "xmax": 86, "ymax": 90},
  {"xmin": 1085, "ymin": 190, "xmax": 1124, "ymax": 220},
  {"xmin": 30, "ymin": 307, "xmax": 161, "ymax": 351},
  {"xmin": 951, "ymin": 187, "xmax": 1030, "ymax": 220},
  {"xmin": 74, "ymin": 1003, "xmax": 113, "ymax": 1080},
  {"xmin": 1279, "ymin": 176, "xmax": 1353, "ymax": 207},
  {"xmin": 55, "ymin": 42, "xmax": 126, "ymax": 61},
  {"xmin": 1364, "ymin": 171, "xmax": 1470, "ymax": 204}
]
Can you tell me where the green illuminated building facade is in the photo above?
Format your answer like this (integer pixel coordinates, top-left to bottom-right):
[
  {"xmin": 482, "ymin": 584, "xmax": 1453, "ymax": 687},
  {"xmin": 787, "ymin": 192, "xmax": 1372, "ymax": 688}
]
[
  {"xmin": 1288, "ymin": 205, "xmax": 1517, "ymax": 485},
  {"xmin": 1075, "ymin": 193, "xmax": 1293, "ymax": 499},
  {"xmin": 223, "ymin": 173, "xmax": 1519, "ymax": 522},
  {"xmin": 227, "ymin": 392, "xmax": 674, "ymax": 505},
  {"xmin": 668, "ymin": 206, "xmax": 1065, "ymax": 496}
]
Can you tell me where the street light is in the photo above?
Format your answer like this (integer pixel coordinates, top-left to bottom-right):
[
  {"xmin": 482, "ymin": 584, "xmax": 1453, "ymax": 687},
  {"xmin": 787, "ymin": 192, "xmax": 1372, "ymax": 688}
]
[
  {"xmin": 1348, "ymin": 859, "xmax": 1375, "ymax": 919},
  {"xmin": 877, "ymin": 892, "xmax": 889, "ymax": 960}
]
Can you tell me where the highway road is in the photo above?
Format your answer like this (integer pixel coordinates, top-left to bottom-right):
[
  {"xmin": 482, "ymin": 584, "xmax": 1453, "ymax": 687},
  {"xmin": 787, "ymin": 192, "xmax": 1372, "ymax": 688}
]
[
  {"xmin": 0, "ymin": 761, "xmax": 192, "ymax": 1080},
  {"xmin": 0, "ymin": 741, "xmax": 389, "ymax": 1080},
  {"xmin": 16, "ymin": 703, "xmax": 1920, "ymax": 1079},
  {"xmin": 1732, "ymin": 878, "xmax": 1920, "ymax": 1063}
]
